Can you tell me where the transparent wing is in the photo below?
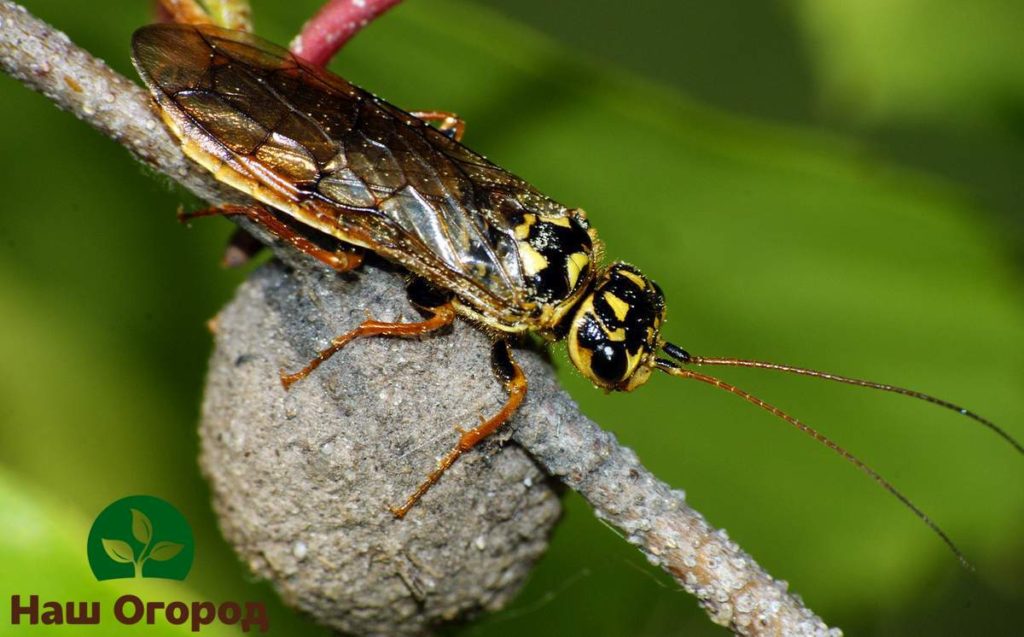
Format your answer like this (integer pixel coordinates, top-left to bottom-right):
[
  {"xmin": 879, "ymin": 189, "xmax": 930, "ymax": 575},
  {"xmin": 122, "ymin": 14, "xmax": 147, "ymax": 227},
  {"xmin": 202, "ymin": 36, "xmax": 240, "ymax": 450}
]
[{"xmin": 132, "ymin": 23, "xmax": 568, "ymax": 315}]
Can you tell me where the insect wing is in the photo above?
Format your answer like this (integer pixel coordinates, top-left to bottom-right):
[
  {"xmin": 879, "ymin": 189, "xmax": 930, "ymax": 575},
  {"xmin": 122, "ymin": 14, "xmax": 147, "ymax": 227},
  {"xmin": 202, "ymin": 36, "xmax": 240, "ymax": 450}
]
[
  {"xmin": 132, "ymin": 24, "xmax": 537, "ymax": 316},
  {"xmin": 132, "ymin": 25, "xmax": 352, "ymax": 194}
]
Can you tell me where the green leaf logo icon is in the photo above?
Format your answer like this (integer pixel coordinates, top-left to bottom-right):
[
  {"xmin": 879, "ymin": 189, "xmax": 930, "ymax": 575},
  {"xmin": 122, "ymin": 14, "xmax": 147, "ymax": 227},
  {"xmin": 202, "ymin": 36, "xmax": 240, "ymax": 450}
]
[
  {"xmin": 101, "ymin": 539, "xmax": 135, "ymax": 564},
  {"xmin": 87, "ymin": 496, "xmax": 194, "ymax": 581},
  {"xmin": 149, "ymin": 541, "xmax": 184, "ymax": 562},
  {"xmin": 131, "ymin": 508, "xmax": 152, "ymax": 544}
]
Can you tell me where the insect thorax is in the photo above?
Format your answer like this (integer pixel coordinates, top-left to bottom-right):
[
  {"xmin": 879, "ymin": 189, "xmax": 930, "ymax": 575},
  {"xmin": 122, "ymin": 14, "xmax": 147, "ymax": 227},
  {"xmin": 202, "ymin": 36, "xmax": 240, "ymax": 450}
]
[{"xmin": 508, "ymin": 207, "xmax": 596, "ymax": 329}]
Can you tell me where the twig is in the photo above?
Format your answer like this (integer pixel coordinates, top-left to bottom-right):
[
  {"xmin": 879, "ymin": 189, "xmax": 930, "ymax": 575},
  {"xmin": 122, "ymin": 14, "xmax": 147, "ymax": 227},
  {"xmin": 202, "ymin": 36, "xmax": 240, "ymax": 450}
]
[
  {"xmin": 0, "ymin": 1, "xmax": 285, "ymax": 256},
  {"xmin": 515, "ymin": 402, "xmax": 837, "ymax": 636},
  {"xmin": 290, "ymin": 0, "xmax": 404, "ymax": 66},
  {"xmin": 0, "ymin": 2, "xmax": 840, "ymax": 635}
]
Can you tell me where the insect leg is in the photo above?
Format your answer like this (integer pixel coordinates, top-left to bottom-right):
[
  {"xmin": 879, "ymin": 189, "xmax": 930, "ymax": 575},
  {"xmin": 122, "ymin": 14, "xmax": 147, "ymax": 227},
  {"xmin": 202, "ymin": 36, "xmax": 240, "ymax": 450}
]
[
  {"xmin": 157, "ymin": 0, "xmax": 214, "ymax": 25},
  {"xmin": 410, "ymin": 111, "xmax": 466, "ymax": 142},
  {"xmin": 220, "ymin": 227, "xmax": 264, "ymax": 268},
  {"xmin": 389, "ymin": 339, "xmax": 528, "ymax": 518},
  {"xmin": 279, "ymin": 278, "xmax": 456, "ymax": 389},
  {"xmin": 157, "ymin": 0, "xmax": 253, "ymax": 31},
  {"xmin": 179, "ymin": 204, "xmax": 364, "ymax": 273}
]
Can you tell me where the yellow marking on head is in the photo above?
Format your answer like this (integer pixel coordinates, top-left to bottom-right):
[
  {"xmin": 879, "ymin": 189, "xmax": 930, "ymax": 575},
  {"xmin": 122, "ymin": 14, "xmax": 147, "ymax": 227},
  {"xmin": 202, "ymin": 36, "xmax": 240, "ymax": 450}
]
[
  {"xmin": 625, "ymin": 348, "xmax": 643, "ymax": 376},
  {"xmin": 618, "ymin": 269, "xmax": 647, "ymax": 288},
  {"xmin": 567, "ymin": 331, "xmax": 588, "ymax": 366},
  {"xmin": 514, "ymin": 213, "xmax": 537, "ymax": 240},
  {"xmin": 603, "ymin": 292, "xmax": 630, "ymax": 322},
  {"xmin": 566, "ymin": 252, "xmax": 589, "ymax": 290},
  {"xmin": 567, "ymin": 296, "xmax": 595, "ymax": 374},
  {"xmin": 606, "ymin": 327, "xmax": 626, "ymax": 342},
  {"xmin": 623, "ymin": 356, "xmax": 654, "ymax": 392},
  {"xmin": 539, "ymin": 214, "xmax": 573, "ymax": 228},
  {"xmin": 519, "ymin": 243, "xmax": 549, "ymax": 276}
]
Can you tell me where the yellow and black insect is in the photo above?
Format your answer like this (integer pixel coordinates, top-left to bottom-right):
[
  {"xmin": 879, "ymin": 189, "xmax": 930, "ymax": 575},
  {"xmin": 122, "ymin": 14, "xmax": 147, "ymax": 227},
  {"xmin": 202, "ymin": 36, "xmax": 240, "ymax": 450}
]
[{"xmin": 131, "ymin": 18, "xmax": 1020, "ymax": 557}]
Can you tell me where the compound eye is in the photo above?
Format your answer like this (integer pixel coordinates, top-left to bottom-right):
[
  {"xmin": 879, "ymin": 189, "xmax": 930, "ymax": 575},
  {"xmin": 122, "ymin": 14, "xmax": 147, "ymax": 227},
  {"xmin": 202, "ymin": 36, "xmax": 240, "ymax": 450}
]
[{"xmin": 589, "ymin": 342, "xmax": 628, "ymax": 385}]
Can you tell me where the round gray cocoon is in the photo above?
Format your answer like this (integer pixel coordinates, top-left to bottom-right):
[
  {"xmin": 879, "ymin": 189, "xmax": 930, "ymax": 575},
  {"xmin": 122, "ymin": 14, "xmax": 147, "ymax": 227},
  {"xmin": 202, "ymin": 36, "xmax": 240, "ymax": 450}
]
[{"xmin": 199, "ymin": 260, "xmax": 562, "ymax": 636}]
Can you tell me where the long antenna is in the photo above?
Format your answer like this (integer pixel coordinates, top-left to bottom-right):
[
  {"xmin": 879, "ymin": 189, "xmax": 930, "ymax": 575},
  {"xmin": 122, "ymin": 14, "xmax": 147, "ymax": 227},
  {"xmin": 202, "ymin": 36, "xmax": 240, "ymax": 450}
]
[
  {"xmin": 661, "ymin": 344, "xmax": 1022, "ymax": 455},
  {"xmin": 654, "ymin": 358, "xmax": 972, "ymax": 569}
]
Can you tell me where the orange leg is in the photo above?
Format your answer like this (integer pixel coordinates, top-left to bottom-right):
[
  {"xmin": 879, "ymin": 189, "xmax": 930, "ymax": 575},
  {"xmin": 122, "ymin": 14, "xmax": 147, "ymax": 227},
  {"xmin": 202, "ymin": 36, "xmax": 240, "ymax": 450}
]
[
  {"xmin": 158, "ymin": 0, "xmax": 252, "ymax": 31},
  {"xmin": 158, "ymin": 0, "xmax": 213, "ymax": 25},
  {"xmin": 411, "ymin": 111, "xmax": 466, "ymax": 142},
  {"xmin": 179, "ymin": 204, "xmax": 364, "ymax": 274},
  {"xmin": 279, "ymin": 302, "xmax": 457, "ymax": 389},
  {"xmin": 389, "ymin": 340, "xmax": 528, "ymax": 518}
]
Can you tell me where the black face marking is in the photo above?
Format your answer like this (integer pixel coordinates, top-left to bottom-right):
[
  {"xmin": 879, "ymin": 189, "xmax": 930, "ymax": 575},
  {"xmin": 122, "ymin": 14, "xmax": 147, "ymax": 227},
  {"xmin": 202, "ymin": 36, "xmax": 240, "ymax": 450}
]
[
  {"xmin": 591, "ymin": 343, "xmax": 628, "ymax": 383},
  {"xmin": 590, "ymin": 264, "xmax": 665, "ymax": 354},
  {"xmin": 511, "ymin": 212, "xmax": 592, "ymax": 305},
  {"xmin": 574, "ymin": 314, "xmax": 629, "ymax": 383}
]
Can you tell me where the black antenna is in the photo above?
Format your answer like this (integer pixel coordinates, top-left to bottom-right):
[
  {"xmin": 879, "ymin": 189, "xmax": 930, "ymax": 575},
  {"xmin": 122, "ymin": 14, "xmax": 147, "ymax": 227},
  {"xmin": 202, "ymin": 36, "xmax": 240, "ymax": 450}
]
[
  {"xmin": 660, "ymin": 345, "xmax": 1022, "ymax": 455},
  {"xmin": 654, "ymin": 357, "xmax": 972, "ymax": 568}
]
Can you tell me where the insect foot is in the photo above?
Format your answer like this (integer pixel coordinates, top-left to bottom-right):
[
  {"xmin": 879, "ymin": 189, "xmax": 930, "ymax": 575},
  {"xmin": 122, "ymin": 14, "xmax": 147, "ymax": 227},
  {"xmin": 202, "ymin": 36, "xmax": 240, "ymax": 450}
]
[{"xmin": 199, "ymin": 261, "xmax": 561, "ymax": 636}]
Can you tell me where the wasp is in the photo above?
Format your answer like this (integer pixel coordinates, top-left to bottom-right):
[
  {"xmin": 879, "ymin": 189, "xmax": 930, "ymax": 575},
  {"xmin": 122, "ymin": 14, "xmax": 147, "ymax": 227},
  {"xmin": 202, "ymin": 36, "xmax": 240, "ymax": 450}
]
[{"xmin": 131, "ymin": 17, "xmax": 1020, "ymax": 558}]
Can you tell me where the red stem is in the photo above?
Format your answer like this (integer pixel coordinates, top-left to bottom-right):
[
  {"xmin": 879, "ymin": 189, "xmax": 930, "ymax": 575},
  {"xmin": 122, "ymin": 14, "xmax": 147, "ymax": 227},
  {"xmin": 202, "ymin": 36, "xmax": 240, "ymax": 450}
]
[{"xmin": 290, "ymin": 0, "xmax": 404, "ymax": 67}]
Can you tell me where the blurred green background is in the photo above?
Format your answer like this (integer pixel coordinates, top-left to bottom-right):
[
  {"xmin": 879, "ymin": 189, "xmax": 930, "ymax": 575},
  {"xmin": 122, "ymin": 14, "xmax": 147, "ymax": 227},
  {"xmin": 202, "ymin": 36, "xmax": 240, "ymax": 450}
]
[{"xmin": 1, "ymin": 0, "xmax": 1022, "ymax": 635}]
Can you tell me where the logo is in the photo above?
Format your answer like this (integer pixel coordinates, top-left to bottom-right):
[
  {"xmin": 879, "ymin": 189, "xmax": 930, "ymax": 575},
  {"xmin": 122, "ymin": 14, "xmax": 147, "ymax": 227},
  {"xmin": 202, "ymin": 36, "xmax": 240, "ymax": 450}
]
[
  {"xmin": 7, "ymin": 495, "xmax": 269, "ymax": 631},
  {"xmin": 86, "ymin": 495, "xmax": 194, "ymax": 581}
]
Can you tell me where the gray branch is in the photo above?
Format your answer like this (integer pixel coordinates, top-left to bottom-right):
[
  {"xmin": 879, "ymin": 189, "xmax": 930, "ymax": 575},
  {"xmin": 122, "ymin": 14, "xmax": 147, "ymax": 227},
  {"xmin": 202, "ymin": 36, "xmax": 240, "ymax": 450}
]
[{"xmin": 0, "ymin": 2, "xmax": 839, "ymax": 635}]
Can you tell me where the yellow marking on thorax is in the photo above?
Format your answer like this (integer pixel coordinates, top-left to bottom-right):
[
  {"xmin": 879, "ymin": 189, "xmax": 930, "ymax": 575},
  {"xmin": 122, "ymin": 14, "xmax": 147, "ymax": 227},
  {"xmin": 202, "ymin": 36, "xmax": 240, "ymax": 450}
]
[
  {"xmin": 603, "ymin": 291, "xmax": 630, "ymax": 321},
  {"xmin": 519, "ymin": 243, "xmax": 549, "ymax": 276},
  {"xmin": 514, "ymin": 214, "xmax": 536, "ymax": 240},
  {"xmin": 566, "ymin": 252, "xmax": 589, "ymax": 290},
  {"xmin": 540, "ymin": 215, "xmax": 572, "ymax": 228},
  {"xmin": 605, "ymin": 327, "xmax": 626, "ymax": 342}
]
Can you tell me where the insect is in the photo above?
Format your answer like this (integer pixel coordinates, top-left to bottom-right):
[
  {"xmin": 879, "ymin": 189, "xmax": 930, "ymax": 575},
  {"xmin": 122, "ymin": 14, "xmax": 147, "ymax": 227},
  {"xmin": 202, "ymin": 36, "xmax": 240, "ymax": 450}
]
[{"xmin": 131, "ymin": 18, "xmax": 1020, "ymax": 559}]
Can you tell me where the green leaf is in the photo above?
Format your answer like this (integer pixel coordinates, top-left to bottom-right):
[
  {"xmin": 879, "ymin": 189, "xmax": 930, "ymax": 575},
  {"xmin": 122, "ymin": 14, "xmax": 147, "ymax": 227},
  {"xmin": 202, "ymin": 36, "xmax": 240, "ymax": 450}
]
[
  {"xmin": 130, "ymin": 507, "xmax": 153, "ymax": 544},
  {"xmin": 101, "ymin": 538, "xmax": 135, "ymax": 564},
  {"xmin": 148, "ymin": 541, "xmax": 184, "ymax": 562}
]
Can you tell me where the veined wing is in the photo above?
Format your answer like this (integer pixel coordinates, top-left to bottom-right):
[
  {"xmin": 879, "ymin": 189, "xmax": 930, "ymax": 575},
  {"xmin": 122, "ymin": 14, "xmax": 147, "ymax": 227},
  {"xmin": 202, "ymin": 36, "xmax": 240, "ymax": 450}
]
[{"xmin": 132, "ymin": 23, "xmax": 569, "ymax": 321}]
